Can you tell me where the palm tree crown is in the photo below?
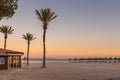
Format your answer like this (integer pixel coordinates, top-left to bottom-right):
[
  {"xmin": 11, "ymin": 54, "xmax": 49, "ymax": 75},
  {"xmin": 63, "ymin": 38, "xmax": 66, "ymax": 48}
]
[
  {"xmin": 0, "ymin": 25, "xmax": 14, "ymax": 49},
  {"xmin": 22, "ymin": 32, "xmax": 36, "ymax": 43},
  {"xmin": 35, "ymin": 8, "xmax": 57, "ymax": 29},
  {"xmin": 0, "ymin": 25, "xmax": 14, "ymax": 38}
]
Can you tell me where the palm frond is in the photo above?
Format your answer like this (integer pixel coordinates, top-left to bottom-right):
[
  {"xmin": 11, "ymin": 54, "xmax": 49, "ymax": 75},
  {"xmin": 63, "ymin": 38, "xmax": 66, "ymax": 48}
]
[
  {"xmin": 0, "ymin": 25, "xmax": 14, "ymax": 35},
  {"xmin": 35, "ymin": 10, "xmax": 44, "ymax": 24},
  {"xmin": 50, "ymin": 15, "xmax": 57, "ymax": 21},
  {"xmin": 22, "ymin": 32, "xmax": 36, "ymax": 42},
  {"xmin": 35, "ymin": 8, "xmax": 57, "ymax": 29}
]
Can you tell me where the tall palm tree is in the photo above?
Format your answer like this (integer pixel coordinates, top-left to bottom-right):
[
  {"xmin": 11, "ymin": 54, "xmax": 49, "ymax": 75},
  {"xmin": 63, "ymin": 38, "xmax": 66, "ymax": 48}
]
[
  {"xmin": 35, "ymin": 8, "xmax": 57, "ymax": 67},
  {"xmin": 0, "ymin": 25, "xmax": 14, "ymax": 49},
  {"xmin": 23, "ymin": 32, "xmax": 36, "ymax": 65}
]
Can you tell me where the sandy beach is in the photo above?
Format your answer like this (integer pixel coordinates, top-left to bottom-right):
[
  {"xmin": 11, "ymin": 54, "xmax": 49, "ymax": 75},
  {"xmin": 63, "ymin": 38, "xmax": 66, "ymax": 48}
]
[{"xmin": 1, "ymin": 63, "xmax": 120, "ymax": 80}]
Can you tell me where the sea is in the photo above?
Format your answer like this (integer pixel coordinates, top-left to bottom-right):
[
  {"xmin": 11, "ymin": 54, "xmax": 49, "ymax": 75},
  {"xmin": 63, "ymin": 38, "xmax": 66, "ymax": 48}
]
[{"xmin": 22, "ymin": 59, "xmax": 70, "ymax": 64}]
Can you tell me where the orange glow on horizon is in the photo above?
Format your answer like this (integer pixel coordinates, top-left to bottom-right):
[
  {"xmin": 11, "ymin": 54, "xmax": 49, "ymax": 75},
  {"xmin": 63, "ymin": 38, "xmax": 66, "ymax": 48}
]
[{"xmin": 1, "ymin": 38, "xmax": 119, "ymax": 58}]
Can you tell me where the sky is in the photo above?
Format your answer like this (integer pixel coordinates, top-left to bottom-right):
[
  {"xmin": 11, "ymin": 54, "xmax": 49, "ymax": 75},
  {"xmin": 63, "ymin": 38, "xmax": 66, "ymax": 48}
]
[{"xmin": 0, "ymin": 0, "xmax": 120, "ymax": 58}]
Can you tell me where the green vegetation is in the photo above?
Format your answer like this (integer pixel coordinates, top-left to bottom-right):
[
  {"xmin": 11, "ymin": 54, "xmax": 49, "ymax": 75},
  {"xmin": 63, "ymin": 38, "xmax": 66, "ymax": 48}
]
[{"xmin": 0, "ymin": 0, "xmax": 18, "ymax": 20}]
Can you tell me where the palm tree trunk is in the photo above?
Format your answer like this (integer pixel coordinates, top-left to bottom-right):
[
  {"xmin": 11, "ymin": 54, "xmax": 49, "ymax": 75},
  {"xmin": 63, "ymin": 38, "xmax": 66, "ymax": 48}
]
[
  {"xmin": 27, "ymin": 42, "xmax": 30, "ymax": 65},
  {"xmin": 43, "ymin": 29, "xmax": 46, "ymax": 67},
  {"xmin": 4, "ymin": 36, "xmax": 7, "ymax": 50}
]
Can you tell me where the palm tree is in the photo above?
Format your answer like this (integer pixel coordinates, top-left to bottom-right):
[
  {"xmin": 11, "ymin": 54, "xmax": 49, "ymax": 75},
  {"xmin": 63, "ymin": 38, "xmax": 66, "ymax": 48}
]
[
  {"xmin": 35, "ymin": 8, "xmax": 57, "ymax": 67},
  {"xmin": 23, "ymin": 32, "xmax": 36, "ymax": 65},
  {"xmin": 0, "ymin": 25, "xmax": 14, "ymax": 49}
]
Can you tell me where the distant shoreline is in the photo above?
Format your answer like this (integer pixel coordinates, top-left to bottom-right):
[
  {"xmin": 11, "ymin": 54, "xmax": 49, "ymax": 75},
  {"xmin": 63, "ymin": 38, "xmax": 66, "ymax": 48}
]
[{"xmin": 22, "ymin": 57, "xmax": 120, "ymax": 64}]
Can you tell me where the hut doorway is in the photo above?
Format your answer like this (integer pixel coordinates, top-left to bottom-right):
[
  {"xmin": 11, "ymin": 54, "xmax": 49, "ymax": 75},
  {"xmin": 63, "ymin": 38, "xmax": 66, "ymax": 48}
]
[{"xmin": 9, "ymin": 56, "xmax": 21, "ymax": 68}]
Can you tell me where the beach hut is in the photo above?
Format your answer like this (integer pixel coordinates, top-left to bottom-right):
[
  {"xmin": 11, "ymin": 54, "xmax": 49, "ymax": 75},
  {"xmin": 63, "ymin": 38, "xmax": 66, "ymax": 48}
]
[{"xmin": 0, "ymin": 48, "xmax": 24, "ymax": 70}]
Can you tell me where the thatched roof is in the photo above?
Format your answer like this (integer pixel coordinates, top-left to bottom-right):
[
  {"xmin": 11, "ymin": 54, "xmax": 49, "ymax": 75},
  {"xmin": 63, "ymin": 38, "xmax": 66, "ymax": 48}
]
[{"xmin": 0, "ymin": 48, "xmax": 24, "ymax": 56}]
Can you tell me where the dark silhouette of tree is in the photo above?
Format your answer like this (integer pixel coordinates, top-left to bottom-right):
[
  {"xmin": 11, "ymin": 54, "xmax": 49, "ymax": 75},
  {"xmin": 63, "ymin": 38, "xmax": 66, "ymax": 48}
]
[
  {"xmin": 0, "ymin": 25, "xmax": 14, "ymax": 49},
  {"xmin": 68, "ymin": 58, "xmax": 72, "ymax": 61},
  {"xmin": 23, "ymin": 57, "xmax": 27, "ymax": 60},
  {"xmin": 104, "ymin": 57, "xmax": 108, "ymax": 63},
  {"xmin": 74, "ymin": 58, "xmax": 78, "ymax": 61},
  {"xmin": 23, "ymin": 32, "xmax": 36, "ymax": 65},
  {"xmin": 35, "ymin": 8, "xmax": 57, "ymax": 67},
  {"xmin": 118, "ymin": 57, "xmax": 120, "ymax": 62},
  {"xmin": 108, "ymin": 57, "xmax": 113, "ymax": 63},
  {"xmin": 114, "ymin": 57, "xmax": 117, "ymax": 63},
  {"xmin": 0, "ymin": 0, "xmax": 18, "ymax": 20}
]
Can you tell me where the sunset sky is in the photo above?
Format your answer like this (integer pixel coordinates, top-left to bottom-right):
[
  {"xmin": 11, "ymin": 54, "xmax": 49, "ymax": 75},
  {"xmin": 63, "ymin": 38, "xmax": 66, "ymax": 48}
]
[{"xmin": 0, "ymin": 0, "xmax": 120, "ymax": 58}]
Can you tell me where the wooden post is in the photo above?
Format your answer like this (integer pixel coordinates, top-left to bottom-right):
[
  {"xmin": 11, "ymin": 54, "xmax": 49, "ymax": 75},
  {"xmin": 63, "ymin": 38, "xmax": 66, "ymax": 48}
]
[{"xmin": 19, "ymin": 56, "xmax": 21, "ymax": 67}]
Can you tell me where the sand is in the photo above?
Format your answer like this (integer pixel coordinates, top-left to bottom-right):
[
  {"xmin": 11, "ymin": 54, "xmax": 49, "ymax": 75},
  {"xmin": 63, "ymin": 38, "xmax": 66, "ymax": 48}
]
[{"xmin": 1, "ymin": 63, "xmax": 120, "ymax": 80}]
